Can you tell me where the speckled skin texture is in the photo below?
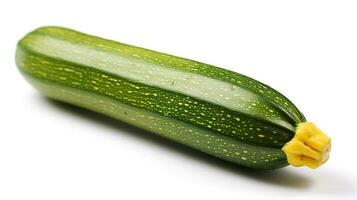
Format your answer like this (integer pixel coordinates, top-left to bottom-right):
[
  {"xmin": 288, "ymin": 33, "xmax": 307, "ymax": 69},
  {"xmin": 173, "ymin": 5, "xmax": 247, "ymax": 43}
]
[{"xmin": 16, "ymin": 27, "xmax": 306, "ymax": 169}]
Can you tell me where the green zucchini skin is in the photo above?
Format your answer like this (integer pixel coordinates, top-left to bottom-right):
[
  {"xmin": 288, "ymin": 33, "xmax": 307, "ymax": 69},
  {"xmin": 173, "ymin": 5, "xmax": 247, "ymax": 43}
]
[{"xmin": 16, "ymin": 26, "xmax": 306, "ymax": 169}]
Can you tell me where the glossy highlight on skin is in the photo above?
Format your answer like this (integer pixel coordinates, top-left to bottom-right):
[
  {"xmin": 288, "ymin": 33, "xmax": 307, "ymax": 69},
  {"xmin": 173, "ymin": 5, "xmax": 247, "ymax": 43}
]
[{"xmin": 16, "ymin": 26, "xmax": 307, "ymax": 169}]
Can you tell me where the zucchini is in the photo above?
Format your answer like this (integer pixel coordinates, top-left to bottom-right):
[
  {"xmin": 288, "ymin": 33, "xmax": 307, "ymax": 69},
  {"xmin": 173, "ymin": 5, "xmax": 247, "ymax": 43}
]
[{"xmin": 16, "ymin": 26, "xmax": 331, "ymax": 169}]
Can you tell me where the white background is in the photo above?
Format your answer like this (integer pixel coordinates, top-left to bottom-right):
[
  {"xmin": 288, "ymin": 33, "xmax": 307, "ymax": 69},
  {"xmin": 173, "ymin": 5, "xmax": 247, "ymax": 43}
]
[{"xmin": 1, "ymin": 0, "xmax": 356, "ymax": 199}]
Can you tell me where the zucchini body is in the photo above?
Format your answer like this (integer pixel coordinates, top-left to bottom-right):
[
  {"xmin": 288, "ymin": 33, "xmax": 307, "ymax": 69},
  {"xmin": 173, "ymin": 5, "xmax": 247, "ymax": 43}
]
[{"xmin": 16, "ymin": 26, "xmax": 307, "ymax": 169}]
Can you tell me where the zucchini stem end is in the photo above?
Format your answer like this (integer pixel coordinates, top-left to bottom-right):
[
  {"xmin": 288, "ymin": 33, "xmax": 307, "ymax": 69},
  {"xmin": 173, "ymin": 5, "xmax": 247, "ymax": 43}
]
[{"xmin": 282, "ymin": 122, "xmax": 331, "ymax": 169}]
